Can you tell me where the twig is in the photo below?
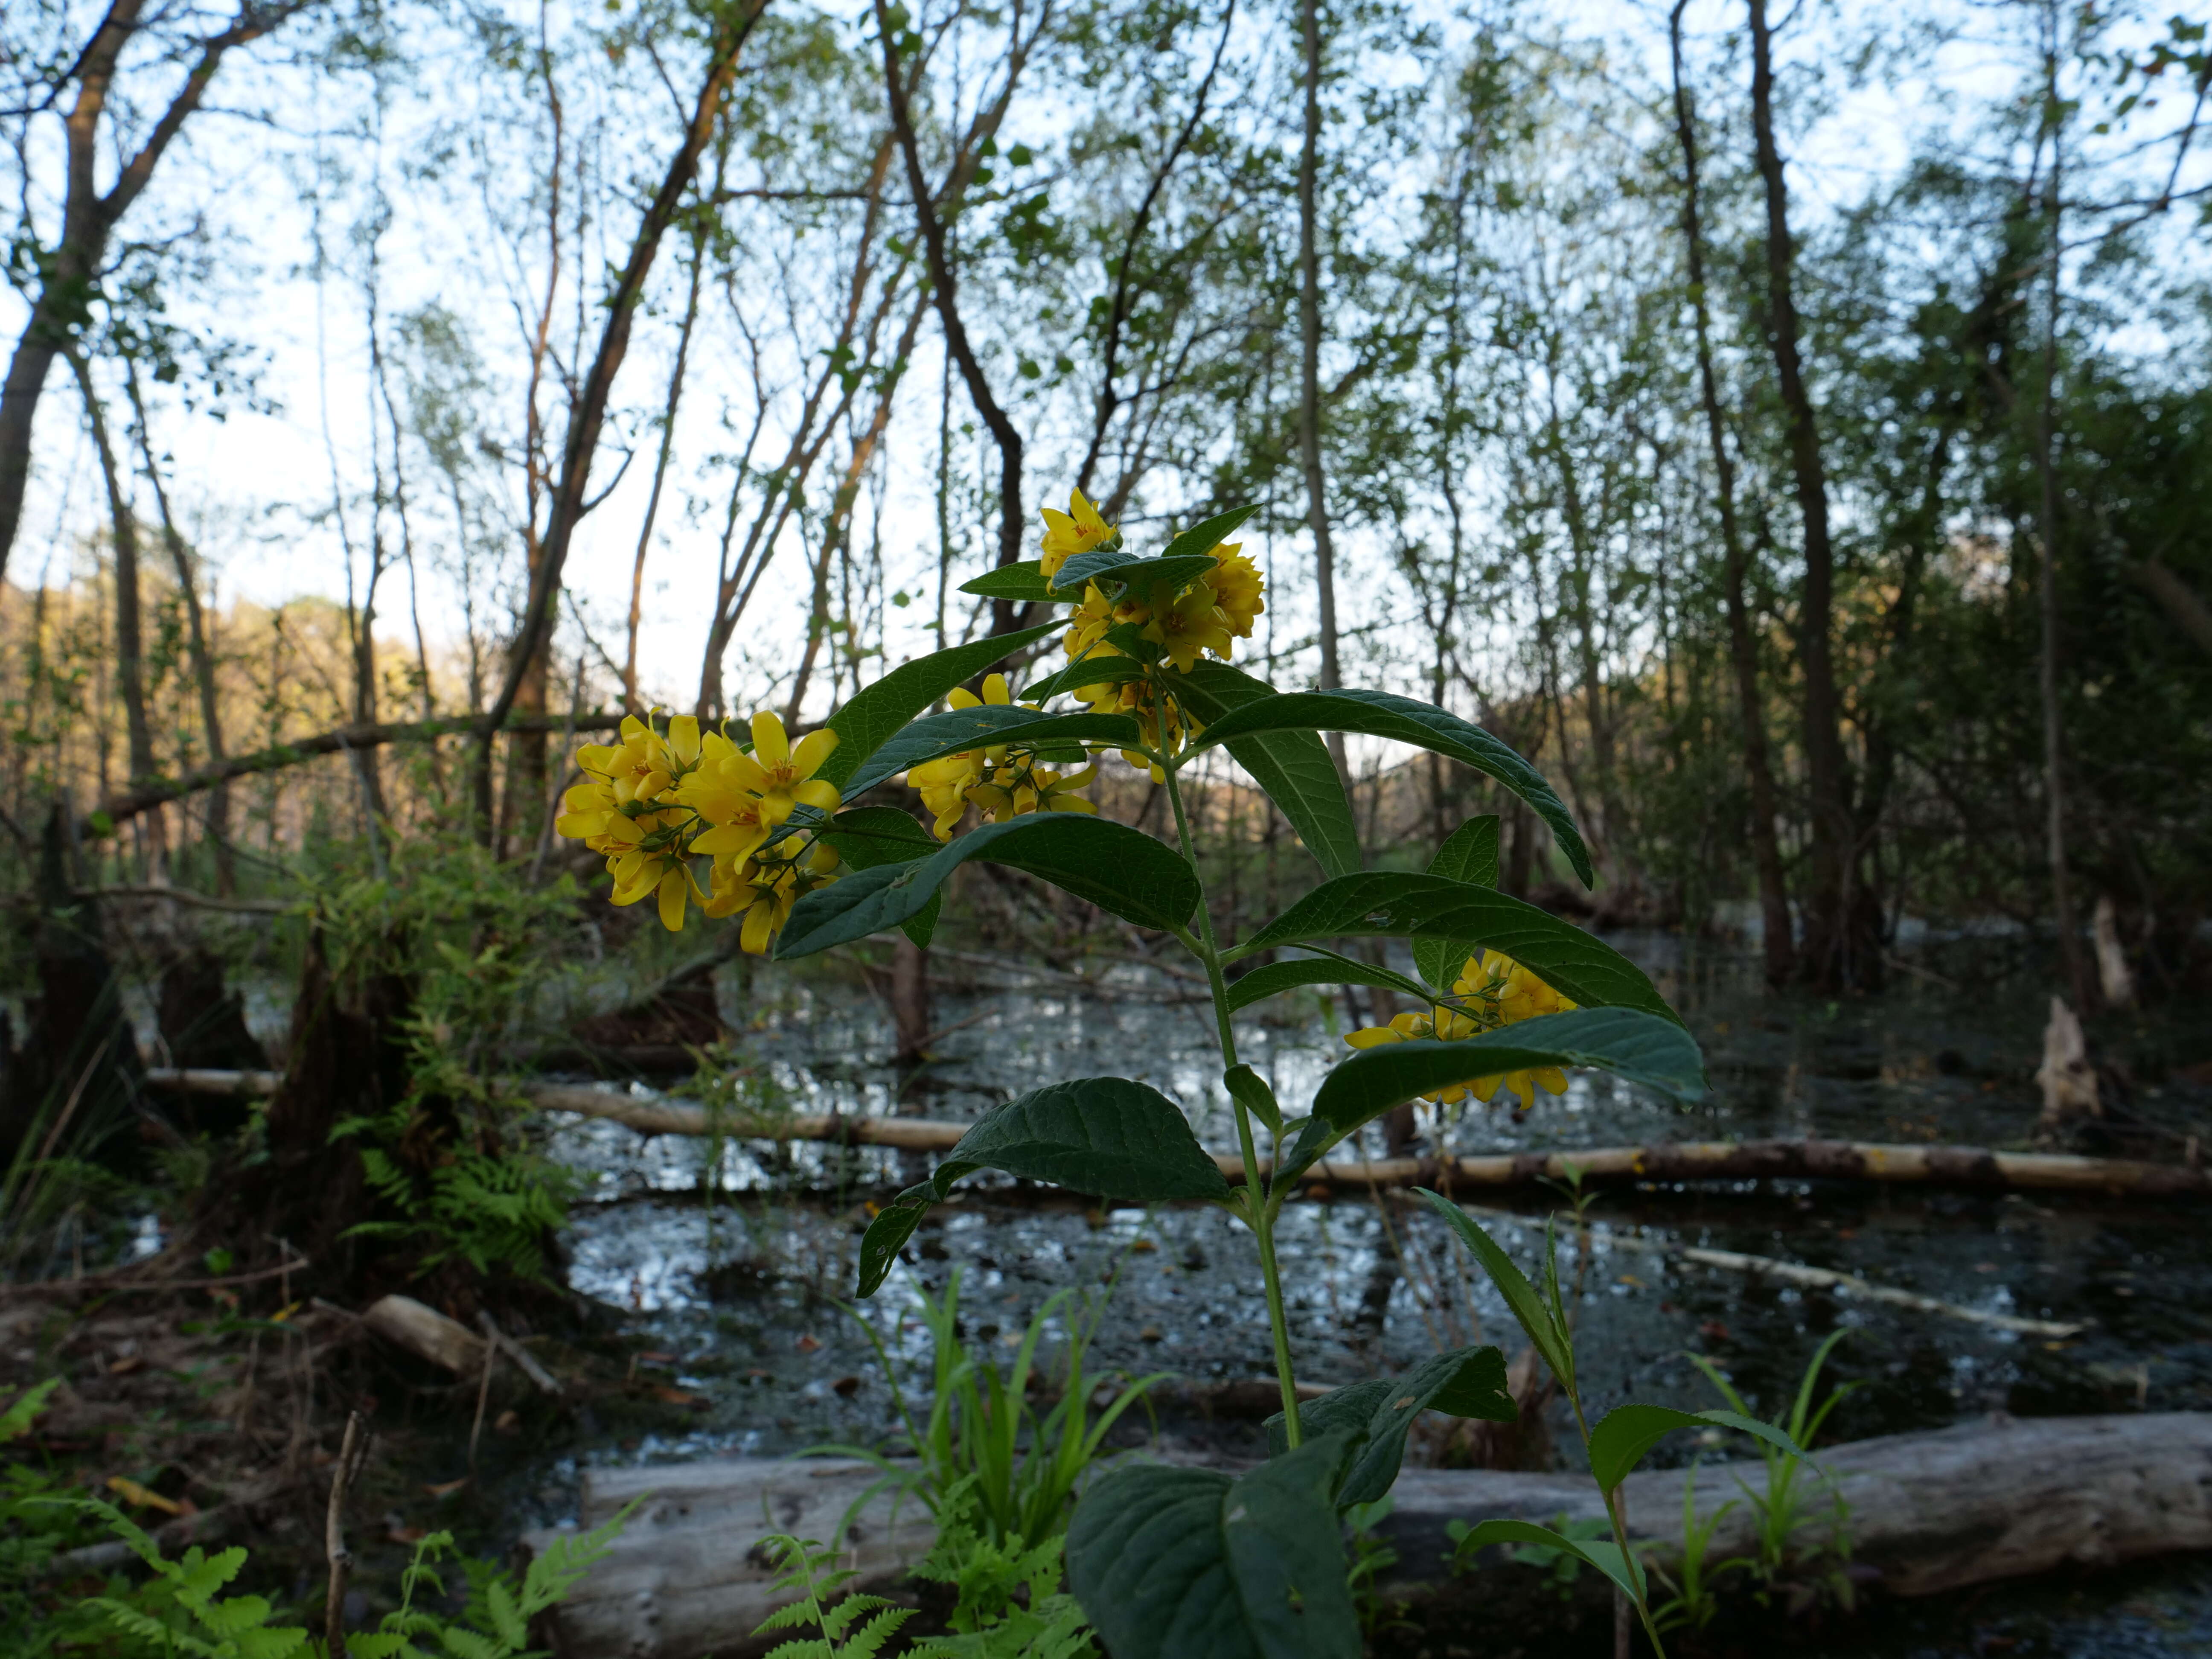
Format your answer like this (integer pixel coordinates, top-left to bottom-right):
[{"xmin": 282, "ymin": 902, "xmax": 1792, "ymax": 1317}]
[
  {"xmin": 0, "ymin": 1257, "xmax": 314, "ymax": 1300},
  {"xmin": 323, "ymin": 1411, "xmax": 369, "ymax": 1658},
  {"xmin": 468, "ymin": 1320, "xmax": 499, "ymax": 1475},
  {"xmin": 83, "ymin": 885, "xmax": 296, "ymax": 915},
  {"xmin": 477, "ymin": 1308, "xmax": 564, "ymax": 1398}
]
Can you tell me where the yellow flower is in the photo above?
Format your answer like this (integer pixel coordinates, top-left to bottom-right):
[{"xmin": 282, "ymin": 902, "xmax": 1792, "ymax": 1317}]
[
  {"xmin": 1449, "ymin": 951, "xmax": 1577, "ymax": 1111},
  {"xmin": 708, "ymin": 834, "xmax": 844, "ymax": 955},
  {"xmin": 905, "ymin": 675, "xmax": 1017, "ymax": 840},
  {"xmin": 679, "ymin": 712, "xmax": 841, "ymax": 866},
  {"xmin": 1039, "ymin": 488, "xmax": 1114, "ymax": 580},
  {"xmin": 1140, "ymin": 578, "xmax": 1234, "ymax": 673},
  {"xmin": 1202, "ymin": 544, "xmax": 1265, "ymax": 639},
  {"xmin": 1341, "ymin": 952, "xmax": 1578, "ymax": 1114},
  {"xmin": 969, "ymin": 761, "xmax": 1098, "ymax": 822},
  {"xmin": 1341, "ymin": 1010, "xmax": 1482, "ymax": 1106}
]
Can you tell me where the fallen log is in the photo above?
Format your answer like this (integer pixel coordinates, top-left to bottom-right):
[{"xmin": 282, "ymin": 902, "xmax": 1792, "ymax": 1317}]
[
  {"xmin": 524, "ymin": 1412, "xmax": 2212, "ymax": 1659},
  {"xmin": 140, "ymin": 1069, "xmax": 2212, "ymax": 1196}
]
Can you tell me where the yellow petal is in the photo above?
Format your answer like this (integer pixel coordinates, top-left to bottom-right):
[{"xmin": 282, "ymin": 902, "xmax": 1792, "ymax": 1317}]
[
  {"xmin": 949, "ymin": 687, "xmax": 981, "ymax": 710},
  {"xmin": 793, "ymin": 779, "xmax": 841, "ymax": 812},
  {"xmin": 656, "ymin": 868, "xmax": 689, "ymax": 932},
  {"xmin": 792, "ymin": 728, "xmax": 840, "ymax": 780},
  {"xmin": 667, "ymin": 715, "xmax": 701, "ymax": 767},
  {"xmin": 693, "ymin": 824, "xmax": 769, "ymax": 861},
  {"xmin": 1344, "ymin": 1027, "xmax": 1404, "ymax": 1049},
  {"xmin": 741, "ymin": 896, "xmax": 778, "ymax": 956},
  {"xmin": 751, "ymin": 710, "xmax": 790, "ymax": 769},
  {"xmin": 982, "ymin": 673, "xmax": 1010, "ymax": 704}
]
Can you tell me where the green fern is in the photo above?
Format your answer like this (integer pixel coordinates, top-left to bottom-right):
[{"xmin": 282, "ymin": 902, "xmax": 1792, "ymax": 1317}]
[
  {"xmin": 79, "ymin": 1507, "xmax": 311, "ymax": 1659},
  {"xmin": 752, "ymin": 1535, "xmax": 914, "ymax": 1659},
  {"xmin": 348, "ymin": 1502, "xmax": 633, "ymax": 1659},
  {"xmin": 907, "ymin": 1524, "xmax": 1095, "ymax": 1658}
]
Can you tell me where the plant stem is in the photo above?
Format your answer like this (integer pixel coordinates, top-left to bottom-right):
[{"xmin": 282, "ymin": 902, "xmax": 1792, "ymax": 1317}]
[
  {"xmin": 1569, "ymin": 1393, "xmax": 1668, "ymax": 1658},
  {"xmin": 1159, "ymin": 729, "xmax": 1303, "ymax": 1446}
]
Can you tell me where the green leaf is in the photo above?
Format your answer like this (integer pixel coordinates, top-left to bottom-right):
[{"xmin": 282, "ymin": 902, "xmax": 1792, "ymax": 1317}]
[
  {"xmin": 1283, "ymin": 1008, "xmax": 1706, "ymax": 1176},
  {"xmin": 777, "ymin": 816, "xmax": 1198, "ymax": 959},
  {"xmin": 819, "ymin": 806, "xmax": 942, "ymax": 947},
  {"xmin": 1175, "ymin": 662, "xmax": 1359, "ymax": 878},
  {"xmin": 958, "ymin": 561, "xmax": 1062, "ymax": 602},
  {"xmin": 1413, "ymin": 1192, "xmax": 1575, "ymax": 1395},
  {"xmin": 1156, "ymin": 503, "xmax": 1261, "ymax": 564},
  {"xmin": 838, "ymin": 706, "xmax": 1141, "ymax": 800},
  {"xmin": 1025, "ymin": 652, "xmax": 1146, "ymax": 701},
  {"xmin": 0, "ymin": 1378, "xmax": 58, "ymax": 1442},
  {"xmin": 1414, "ymin": 815, "xmax": 1501, "ymax": 989},
  {"xmin": 856, "ymin": 1077, "xmax": 1229, "ymax": 1295},
  {"xmin": 1450, "ymin": 1519, "xmax": 1645, "ymax": 1602},
  {"xmin": 817, "ymin": 622, "xmax": 1061, "ymax": 788},
  {"xmin": 1428, "ymin": 814, "xmax": 1501, "ymax": 886},
  {"xmin": 1052, "ymin": 550, "xmax": 1217, "ymax": 597},
  {"xmin": 1187, "ymin": 690, "xmax": 1591, "ymax": 887},
  {"xmin": 1223, "ymin": 951, "xmax": 1431, "ymax": 1015},
  {"xmin": 1264, "ymin": 1346, "xmax": 1514, "ymax": 1509},
  {"xmin": 1065, "ymin": 1438, "xmax": 1361, "ymax": 1659},
  {"xmin": 1235, "ymin": 874, "xmax": 1676, "ymax": 1022},
  {"xmin": 1585, "ymin": 1404, "xmax": 1819, "ymax": 1498},
  {"xmin": 1222, "ymin": 1064, "xmax": 1281, "ymax": 1134}
]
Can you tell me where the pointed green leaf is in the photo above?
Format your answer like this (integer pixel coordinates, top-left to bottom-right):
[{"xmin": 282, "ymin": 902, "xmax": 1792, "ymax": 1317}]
[
  {"xmin": 777, "ymin": 815, "xmax": 1197, "ymax": 959},
  {"xmin": 1175, "ymin": 662, "xmax": 1359, "ymax": 878},
  {"xmin": 1066, "ymin": 1438, "xmax": 1361, "ymax": 1659},
  {"xmin": 1450, "ymin": 1519, "xmax": 1645, "ymax": 1602},
  {"xmin": 1025, "ymin": 652, "xmax": 1146, "ymax": 701},
  {"xmin": 958, "ymin": 561, "xmax": 1062, "ymax": 602},
  {"xmin": 1053, "ymin": 550, "xmax": 1217, "ymax": 597},
  {"xmin": 1414, "ymin": 815, "xmax": 1501, "ymax": 989},
  {"xmin": 1222, "ymin": 1064, "xmax": 1282, "ymax": 1134},
  {"xmin": 1156, "ymin": 503, "xmax": 1262, "ymax": 564},
  {"xmin": 1188, "ymin": 690, "xmax": 1591, "ymax": 886},
  {"xmin": 1223, "ymin": 952, "xmax": 1431, "ymax": 1015},
  {"xmin": 856, "ymin": 1077, "xmax": 1229, "ymax": 1295},
  {"xmin": 1265, "ymin": 1345, "xmax": 1514, "ymax": 1509},
  {"xmin": 1235, "ymin": 874, "xmax": 1674, "ymax": 1021},
  {"xmin": 838, "ymin": 706, "xmax": 1141, "ymax": 800},
  {"xmin": 818, "ymin": 806, "xmax": 942, "ymax": 947},
  {"xmin": 1429, "ymin": 814, "xmax": 1501, "ymax": 886},
  {"xmin": 818, "ymin": 623, "xmax": 1061, "ymax": 788},
  {"xmin": 1414, "ymin": 1192, "xmax": 1575, "ymax": 1395},
  {"xmin": 1586, "ymin": 1404, "xmax": 1820, "ymax": 1498},
  {"xmin": 1285, "ymin": 1008, "xmax": 1706, "ymax": 1176}
]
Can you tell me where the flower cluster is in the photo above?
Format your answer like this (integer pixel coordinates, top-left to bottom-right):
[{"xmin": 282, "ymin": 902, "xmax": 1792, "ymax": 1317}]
[
  {"xmin": 1042, "ymin": 489, "xmax": 1266, "ymax": 784},
  {"xmin": 1343, "ymin": 950, "xmax": 1579, "ymax": 1112},
  {"xmin": 556, "ymin": 710, "xmax": 844, "ymax": 950},
  {"xmin": 908, "ymin": 674, "xmax": 1100, "ymax": 842}
]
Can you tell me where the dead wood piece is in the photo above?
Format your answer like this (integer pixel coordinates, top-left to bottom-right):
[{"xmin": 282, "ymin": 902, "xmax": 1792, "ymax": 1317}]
[
  {"xmin": 523, "ymin": 1415, "xmax": 2212, "ymax": 1658},
  {"xmin": 2037, "ymin": 995, "xmax": 2101, "ymax": 1132},
  {"xmin": 133, "ymin": 1069, "xmax": 2212, "ymax": 1199},
  {"xmin": 522, "ymin": 1457, "xmax": 937, "ymax": 1659},
  {"xmin": 361, "ymin": 1295, "xmax": 486, "ymax": 1375}
]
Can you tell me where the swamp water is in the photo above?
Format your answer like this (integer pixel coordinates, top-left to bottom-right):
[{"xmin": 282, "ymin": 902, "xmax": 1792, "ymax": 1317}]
[{"xmin": 517, "ymin": 932, "xmax": 2212, "ymax": 1655}]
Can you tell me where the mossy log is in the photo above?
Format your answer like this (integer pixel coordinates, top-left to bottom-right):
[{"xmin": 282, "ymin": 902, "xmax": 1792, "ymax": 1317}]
[{"xmin": 521, "ymin": 1412, "xmax": 2212, "ymax": 1659}]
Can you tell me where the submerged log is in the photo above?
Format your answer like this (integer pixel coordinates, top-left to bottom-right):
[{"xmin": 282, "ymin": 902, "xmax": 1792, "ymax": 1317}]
[
  {"xmin": 143, "ymin": 1068, "xmax": 2212, "ymax": 1198},
  {"xmin": 525, "ymin": 1413, "xmax": 2212, "ymax": 1659}
]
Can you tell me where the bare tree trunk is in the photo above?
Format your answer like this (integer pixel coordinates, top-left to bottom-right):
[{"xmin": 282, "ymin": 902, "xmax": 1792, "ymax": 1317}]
[
  {"xmin": 474, "ymin": 0, "xmax": 770, "ymax": 833},
  {"xmin": 2033, "ymin": 19, "xmax": 2090, "ymax": 1012},
  {"xmin": 876, "ymin": 0, "xmax": 1032, "ymax": 635},
  {"xmin": 65, "ymin": 351, "xmax": 157, "ymax": 801},
  {"xmin": 124, "ymin": 365, "xmax": 233, "ymax": 892},
  {"xmin": 627, "ymin": 215, "xmax": 710, "ymax": 713},
  {"xmin": 1298, "ymin": 0, "xmax": 1346, "ymax": 774},
  {"xmin": 0, "ymin": 0, "xmax": 312, "ymax": 583},
  {"xmin": 1747, "ymin": 0, "xmax": 1862, "ymax": 991},
  {"xmin": 786, "ymin": 295, "xmax": 929, "ymax": 730},
  {"xmin": 1671, "ymin": 4, "xmax": 1793, "ymax": 984}
]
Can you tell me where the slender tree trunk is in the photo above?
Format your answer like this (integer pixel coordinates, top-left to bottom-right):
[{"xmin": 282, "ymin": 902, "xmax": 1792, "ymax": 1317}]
[
  {"xmin": 627, "ymin": 221, "xmax": 707, "ymax": 714},
  {"xmin": 0, "ymin": 0, "xmax": 306, "ymax": 583},
  {"xmin": 877, "ymin": 1, "xmax": 1027, "ymax": 634},
  {"xmin": 2034, "ymin": 26, "xmax": 2090, "ymax": 1010},
  {"xmin": 124, "ymin": 367, "xmax": 233, "ymax": 891},
  {"xmin": 1746, "ymin": 0, "xmax": 1862, "ymax": 991},
  {"xmin": 474, "ymin": 0, "xmax": 770, "ymax": 832},
  {"xmin": 1298, "ymin": 0, "xmax": 1346, "ymax": 775},
  {"xmin": 1671, "ymin": 4, "xmax": 1793, "ymax": 983},
  {"xmin": 66, "ymin": 351, "xmax": 157, "ymax": 794}
]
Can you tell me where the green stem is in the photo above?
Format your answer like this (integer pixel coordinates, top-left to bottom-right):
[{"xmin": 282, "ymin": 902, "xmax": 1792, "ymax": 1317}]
[
  {"xmin": 1569, "ymin": 1393, "xmax": 1668, "ymax": 1658},
  {"xmin": 1158, "ymin": 713, "xmax": 1303, "ymax": 1447}
]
